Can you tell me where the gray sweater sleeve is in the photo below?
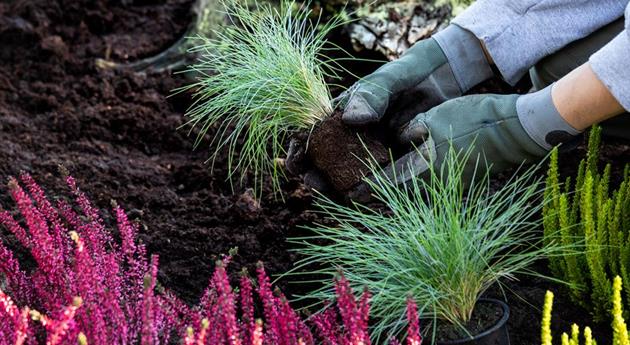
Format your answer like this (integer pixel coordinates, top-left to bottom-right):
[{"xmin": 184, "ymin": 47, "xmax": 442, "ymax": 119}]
[
  {"xmin": 590, "ymin": 5, "xmax": 630, "ymax": 111},
  {"xmin": 452, "ymin": 1, "xmax": 628, "ymax": 108}
]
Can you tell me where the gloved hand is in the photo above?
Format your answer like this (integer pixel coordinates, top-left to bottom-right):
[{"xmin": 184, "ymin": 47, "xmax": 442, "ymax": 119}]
[
  {"xmin": 348, "ymin": 84, "xmax": 582, "ymax": 200},
  {"xmin": 339, "ymin": 25, "xmax": 494, "ymax": 129},
  {"xmin": 287, "ymin": 25, "xmax": 496, "ymax": 191}
]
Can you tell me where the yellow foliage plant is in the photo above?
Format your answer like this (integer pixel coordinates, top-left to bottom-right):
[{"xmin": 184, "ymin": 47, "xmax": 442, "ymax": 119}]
[
  {"xmin": 541, "ymin": 275, "xmax": 630, "ymax": 345},
  {"xmin": 543, "ymin": 126, "xmax": 630, "ymax": 320}
]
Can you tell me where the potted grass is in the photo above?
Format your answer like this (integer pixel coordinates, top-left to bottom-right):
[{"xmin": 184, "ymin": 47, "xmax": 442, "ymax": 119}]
[
  {"xmin": 286, "ymin": 146, "xmax": 566, "ymax": 344},
  {"xmin": 181, "ymin": 0, "xmax": 388, "ymax": 197}
]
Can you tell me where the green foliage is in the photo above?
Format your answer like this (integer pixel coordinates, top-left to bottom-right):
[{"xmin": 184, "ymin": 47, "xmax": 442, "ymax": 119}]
[
  {"xmin": 543, "ymin": 125, "xmax": 630, "ymax": 320},
  {"xmin": 288, "ymin": 145, "xmax": 563, "ymax": 342},
  {"xmin": 182, "ymin": 0, "xmax": 345, "ymax": 196}
]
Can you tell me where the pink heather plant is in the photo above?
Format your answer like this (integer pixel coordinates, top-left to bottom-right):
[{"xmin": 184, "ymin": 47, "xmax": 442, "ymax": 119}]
[
  {"xmin": 0, "ymin": 173, "xmax": 422, "ymax": 345},
  {"xmin": 0, "ymin": 172, "xmax": 183, "ymax": 345},
  {"xmin": 0, "ymin": 289, "xmax": 29, "ymax": 345}
]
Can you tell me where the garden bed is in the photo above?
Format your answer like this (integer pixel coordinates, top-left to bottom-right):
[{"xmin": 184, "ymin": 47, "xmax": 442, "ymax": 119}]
[{"xmin": 0, "ymin": 0, "xmax": 628, "ymax": 343}]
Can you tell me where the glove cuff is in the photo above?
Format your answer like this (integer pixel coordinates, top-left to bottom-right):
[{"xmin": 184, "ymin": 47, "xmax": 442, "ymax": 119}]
[
  {"xmin": 517, "ymin": 84, "xmax": 582, "ymax": 151},
  {"xmin": 433, "ymin": 25, "xmax": 494, "ymax": 93}
]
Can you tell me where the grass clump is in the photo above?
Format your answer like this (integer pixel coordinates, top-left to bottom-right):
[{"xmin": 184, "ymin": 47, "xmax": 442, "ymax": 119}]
[
  {"xmin": 182, "ymin": 0, "xmax": 345, "ymax": 196},
  {"xmin": 288, "ymin": 146, "xmax": 563, "ymax": 341},
  {"xmin": 543, "ymin": 125, "xmax": 630, "ymax": 321}
]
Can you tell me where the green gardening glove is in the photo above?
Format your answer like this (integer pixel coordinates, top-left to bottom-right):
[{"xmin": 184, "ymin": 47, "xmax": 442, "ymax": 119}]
[
  {"xmin": 290, "ymin": 26, "xmax": 496, "ymax": 193},
  {"xmin": 348, "ymin": 85, "xmax": 582, "ymax": 200},
  {"xmin": 339, "ymin": 25, "xmax": 494, "ymax": 128}
]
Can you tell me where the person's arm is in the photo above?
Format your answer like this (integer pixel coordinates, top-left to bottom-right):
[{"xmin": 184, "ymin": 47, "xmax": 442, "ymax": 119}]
[
  {"xmin": 450, "ymin": 0, "xmax": 628, "ymax": 85},
  {"xmin": 553, "ymin": 62, "xmax": 625, "ymax": 131},
  {"xmin": 585, "ymin": 3, "xmax": 630, "ymax": 113},
  {"xmin": 553, "ymin": 3, "xmax": 630, "ymax": 130}
]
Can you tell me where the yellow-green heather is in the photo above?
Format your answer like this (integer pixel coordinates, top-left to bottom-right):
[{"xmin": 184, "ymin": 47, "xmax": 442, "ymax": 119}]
[
  {"xmin": 613, "ymin": 277, "xmax": 630, "ymax": 345},
  {"xmin": 542, "ymin": 291, "xmax": 553, "ymax": 345},
  {"xmin": 540, "ymin": 276, "xmax": 630, "ymax": 345},
  {"xmin": 543, "ymin": 125, "xmax": 630, "ymax": 320}
]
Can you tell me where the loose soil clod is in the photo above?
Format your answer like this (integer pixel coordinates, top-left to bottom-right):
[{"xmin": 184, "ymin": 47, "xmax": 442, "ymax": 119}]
[{"xmin": 307, "ymin": 111, "xmax": 390, "ymax": 193}]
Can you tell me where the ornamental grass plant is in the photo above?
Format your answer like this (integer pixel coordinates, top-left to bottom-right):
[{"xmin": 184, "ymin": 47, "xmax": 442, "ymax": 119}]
[
  {"xmin": 289, "ymin": 146, "xmax": 564, "ymax": 342},
  {"xmin": 182, "ymin": 0, "xmax": 346, "ymax": 196},
  {"xmin": 543, "ymin": 125, "xmax": 630, "ymax": 321},
  {"xmin": 0, "ymin": 172, "xmax": 423, "ymax": 345}
]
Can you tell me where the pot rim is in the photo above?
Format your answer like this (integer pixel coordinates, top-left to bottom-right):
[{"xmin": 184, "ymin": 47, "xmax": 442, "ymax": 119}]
[{"xmin": 436, "ymin": 298, "xmax": 510, "ymax": 344}]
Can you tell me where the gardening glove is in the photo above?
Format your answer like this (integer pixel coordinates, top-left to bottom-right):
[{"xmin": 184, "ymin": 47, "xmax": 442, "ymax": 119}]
[
  {"xmin": 348, "ymin": 84, "xmax": 582, "ymax": 200},
  {"xmin": 338, "ymin": 25, "xmax": 494, "ymax": 129},
  {"xmin": 288, "ymin": 26, "xmax": 493, "ymax": 190}
]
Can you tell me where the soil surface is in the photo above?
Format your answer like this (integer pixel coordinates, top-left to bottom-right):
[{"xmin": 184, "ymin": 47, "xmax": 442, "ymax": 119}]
[
  {"xmin": 435, "ymin": 300, "xmax": 504, "ymax": 342},
  {"xmin": 0, "ymin": 0, "xmax": 318, "ymax": 304},
  {"xmin": 0, "ymin": 1, "xmax": 629, "ymax": 344},
  {"xmin": 308, "ymin": 110, "xmax": 389, "ymax": 193}
]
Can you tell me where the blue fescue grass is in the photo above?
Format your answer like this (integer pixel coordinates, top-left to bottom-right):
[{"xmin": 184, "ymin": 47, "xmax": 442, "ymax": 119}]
[
  {"xmin": 180, "ymin": 0, "xmax": 349, "ymax": 197},
  {"xmin": 287, "ymin": 146, "xmax": 568, "ymax": 341}
]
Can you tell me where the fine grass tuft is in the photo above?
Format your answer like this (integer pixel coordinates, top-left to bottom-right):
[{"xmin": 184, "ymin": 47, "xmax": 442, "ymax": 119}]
[
  {"xmin": 181, "ymin": 0, "xmax": 346, "ymax": 196},
  {"xmin": 288, "ymin": 146, "xmax": 565, "ymax": 341}
]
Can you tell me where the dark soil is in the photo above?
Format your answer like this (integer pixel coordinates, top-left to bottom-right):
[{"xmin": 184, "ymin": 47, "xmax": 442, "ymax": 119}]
[
  {"xmin": 434, "ymin": 300, "xmax": 504, "ymax": 342},
  {"xmin": 0, "ymin": 0, "xmax": 318, "ymax": 304},
  {"xmin": 308, "ymin": 110, "xmax": 390, "ymax": 193},
  {"xmin": 0, "ymin": 1, "xmax": 629, "ymax": 344}
]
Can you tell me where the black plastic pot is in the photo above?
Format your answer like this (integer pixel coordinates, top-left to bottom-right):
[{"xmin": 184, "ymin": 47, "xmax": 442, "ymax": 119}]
[{"xmin": 437, "ymin": 298, "xmax": 510, "ymax": 345}]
